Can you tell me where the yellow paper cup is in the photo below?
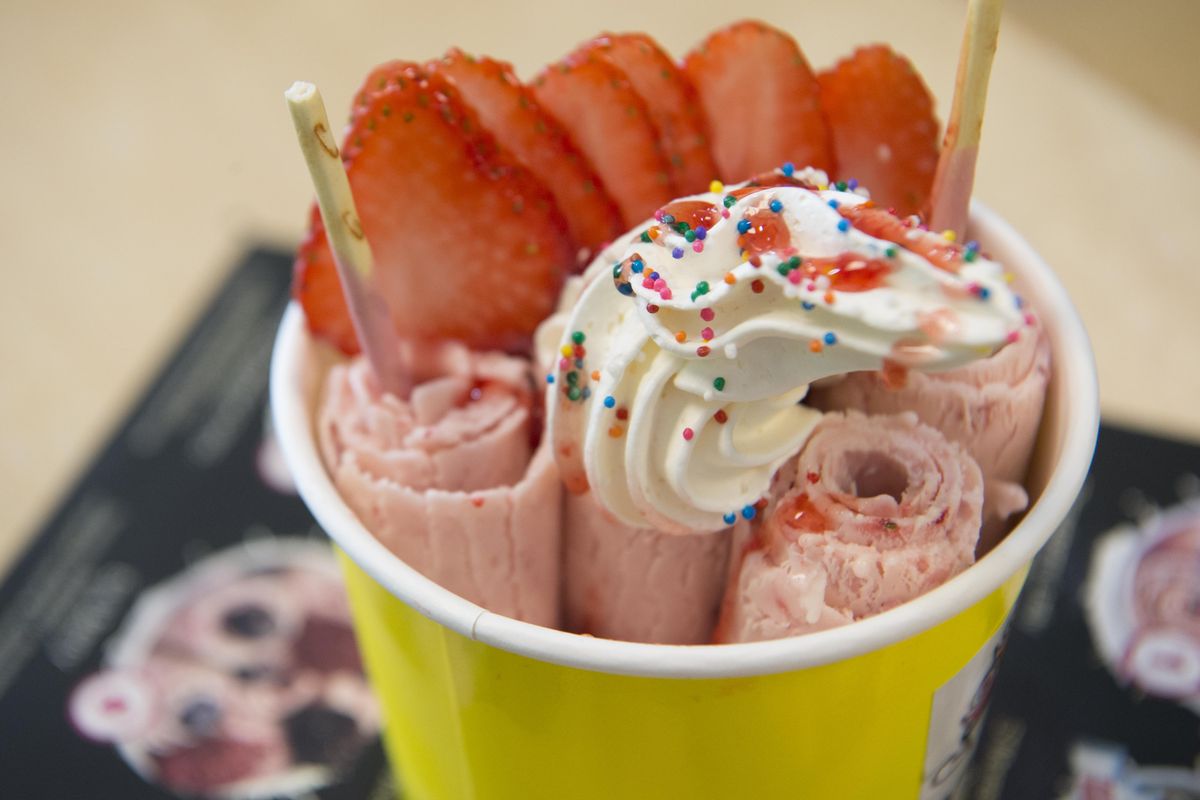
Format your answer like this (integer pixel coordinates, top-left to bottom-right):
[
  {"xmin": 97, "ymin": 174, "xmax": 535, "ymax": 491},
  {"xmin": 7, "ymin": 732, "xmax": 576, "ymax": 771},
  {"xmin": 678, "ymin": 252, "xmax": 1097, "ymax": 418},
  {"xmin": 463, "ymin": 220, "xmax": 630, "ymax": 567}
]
[{"xmin": 271, "ymin": 204, "xmax": 1097, "ymax": 800}]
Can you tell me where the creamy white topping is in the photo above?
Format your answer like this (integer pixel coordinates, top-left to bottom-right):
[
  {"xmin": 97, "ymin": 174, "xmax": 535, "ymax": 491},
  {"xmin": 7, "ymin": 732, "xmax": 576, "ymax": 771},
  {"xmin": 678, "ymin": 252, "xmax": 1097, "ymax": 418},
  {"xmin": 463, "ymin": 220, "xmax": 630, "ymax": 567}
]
[{"xmin": 543, "ymin": 176, "xmax": 1025, "ymax": 533}]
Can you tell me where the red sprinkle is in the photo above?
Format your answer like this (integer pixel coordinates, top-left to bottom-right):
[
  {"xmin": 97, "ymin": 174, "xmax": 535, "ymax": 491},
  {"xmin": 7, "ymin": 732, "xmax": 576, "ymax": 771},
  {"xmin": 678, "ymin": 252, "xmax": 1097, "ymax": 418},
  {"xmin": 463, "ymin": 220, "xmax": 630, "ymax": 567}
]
[
  {"xmin": 646, "ymin": 303, "xmax": 659, "ymax": 314},
  {"xmin": 696, "ymin": 345, "xmax": 711, "ymax": 357},
  {"xmin": 700, "ymin": 308, "xmax": 715, "ymax": 321},
  {"xmin": 751, "ymin": 280, "xmax": 765, "ymax": 294},
  {"xmin": 682, "ymin": 427, "xmax": 695, "ymax": 441},
  {"xmin": 616, "ymin": 407, "xmax": 629, "ymax": 421},
  {"xmin": 714, "ymin": 409, "xmax": 728, "ymax": 424}
]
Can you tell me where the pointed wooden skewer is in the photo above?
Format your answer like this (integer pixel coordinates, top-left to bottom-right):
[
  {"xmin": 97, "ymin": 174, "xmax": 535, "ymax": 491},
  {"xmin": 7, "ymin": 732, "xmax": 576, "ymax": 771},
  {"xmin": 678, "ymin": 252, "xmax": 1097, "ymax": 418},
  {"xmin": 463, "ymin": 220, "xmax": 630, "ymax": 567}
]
[
  {"xmin": 285, "ymin": 81, "xmax": 408, "ymax": 397},
  {"xmin": 928, "ymin": 0, "xmax": 1005, "ymax": 236}
]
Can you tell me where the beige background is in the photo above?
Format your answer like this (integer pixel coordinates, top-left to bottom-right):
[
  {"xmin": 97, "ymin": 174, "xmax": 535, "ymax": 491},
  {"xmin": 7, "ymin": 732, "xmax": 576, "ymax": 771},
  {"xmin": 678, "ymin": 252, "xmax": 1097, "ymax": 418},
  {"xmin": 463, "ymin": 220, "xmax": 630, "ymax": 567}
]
[{"xmin": 2, "ymin": 0, "xmax": 1198, "ymax": 575}]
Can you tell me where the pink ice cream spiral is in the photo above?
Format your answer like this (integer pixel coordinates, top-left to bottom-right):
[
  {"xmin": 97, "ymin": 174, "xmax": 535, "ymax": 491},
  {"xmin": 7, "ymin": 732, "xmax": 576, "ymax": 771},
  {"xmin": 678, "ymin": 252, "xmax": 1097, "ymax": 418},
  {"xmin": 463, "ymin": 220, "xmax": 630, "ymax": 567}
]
[
  {"xmin": 318, "ymin": 340, "xmax": 562, "ymax": 627},
  {"xmin": 716, "ymin": 411, "xmax": 983, "ymax": 643},
  {"xmin": 810, "ymin": 318, "xmax": 1050, "ymax": 552}
]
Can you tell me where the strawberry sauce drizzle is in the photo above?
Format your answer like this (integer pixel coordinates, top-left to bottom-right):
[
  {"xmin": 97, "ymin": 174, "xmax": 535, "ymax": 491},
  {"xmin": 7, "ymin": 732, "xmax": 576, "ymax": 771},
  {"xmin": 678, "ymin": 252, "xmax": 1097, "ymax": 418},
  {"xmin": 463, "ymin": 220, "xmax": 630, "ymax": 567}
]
[
  {"xmin": 801, "ymin": 253, "xmax": 891, "ymax": 292},
  {"xmin": 880, "ymin": 359, "xmax": 909, "ymax": 390},
  {"xmin": 657, "ymin": 200, "xmax": 721, "ymax": 231},
  {"xmin": 778, "ymin": 492, "xmax": 829, "ymax": 534},
  {"xmin": 837, "ymin": 204, "xmax": 965, "ymax": 273},
  {"xmin": 738, "ymin": 206, "xmax": 791, "ymax": 256},
  {"xmin": 725, "ymin": 171, "xmax": 821, "ymax": 200}
]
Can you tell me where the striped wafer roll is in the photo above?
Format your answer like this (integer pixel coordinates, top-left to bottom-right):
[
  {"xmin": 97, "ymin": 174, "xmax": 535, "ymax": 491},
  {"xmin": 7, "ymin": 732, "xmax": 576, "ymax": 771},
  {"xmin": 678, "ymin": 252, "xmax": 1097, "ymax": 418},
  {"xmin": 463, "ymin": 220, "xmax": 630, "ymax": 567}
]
[
  {"xmin": 716, "ymin": 411, "xmax": 983, "ymax": 643},
  {"xmin": 318, "ymin": 341, "xmax": 562, "ymax": 627}
]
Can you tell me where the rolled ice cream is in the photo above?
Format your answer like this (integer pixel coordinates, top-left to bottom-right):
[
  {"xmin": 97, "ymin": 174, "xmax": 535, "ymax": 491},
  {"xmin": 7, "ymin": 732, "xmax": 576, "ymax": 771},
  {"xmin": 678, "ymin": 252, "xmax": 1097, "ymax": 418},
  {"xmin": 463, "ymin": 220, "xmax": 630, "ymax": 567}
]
[
  {"xmin": 811, "ymin": 316, "xmax": 1050, "ymax": 552},
  {"xmin": 317, "ymin": 340, "xmax": 562, "ymax": 627},
  {"xmin": 546, "ymin": 171, "xmax": 1025, "ymax": 534},
  {"xmin": 564, "ymin": 491, "xmax": 732, "ymax": 644},
  {"xmin": 717, "ymin": 411, "xmax": 983, "ymax": 643}
]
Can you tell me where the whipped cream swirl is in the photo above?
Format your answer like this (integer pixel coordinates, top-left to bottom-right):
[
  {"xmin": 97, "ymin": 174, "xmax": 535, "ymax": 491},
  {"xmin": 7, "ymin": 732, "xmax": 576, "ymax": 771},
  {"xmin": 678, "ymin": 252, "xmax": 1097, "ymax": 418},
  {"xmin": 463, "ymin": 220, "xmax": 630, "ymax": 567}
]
[{"xmin": 544, "ymin": 172, "xmax": 1026, "ymax": 533}]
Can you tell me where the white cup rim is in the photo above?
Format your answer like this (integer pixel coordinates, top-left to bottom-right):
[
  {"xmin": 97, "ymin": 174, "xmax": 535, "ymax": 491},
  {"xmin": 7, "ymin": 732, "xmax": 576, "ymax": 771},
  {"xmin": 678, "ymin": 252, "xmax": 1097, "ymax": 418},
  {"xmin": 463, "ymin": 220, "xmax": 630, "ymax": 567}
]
[{"xmin": 270, "ymin": 202, "xmax": 1099, "ymax": 679}]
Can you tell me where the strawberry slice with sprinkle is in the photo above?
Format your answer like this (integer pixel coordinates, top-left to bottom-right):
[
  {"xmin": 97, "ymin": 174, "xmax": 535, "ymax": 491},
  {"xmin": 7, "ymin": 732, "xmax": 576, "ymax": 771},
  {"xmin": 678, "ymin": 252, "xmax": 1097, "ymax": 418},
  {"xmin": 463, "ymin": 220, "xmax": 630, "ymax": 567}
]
[
  {"xmin": 581, "ymin": 32, "xmax": 718, "ymax": 196},
  {"xmin": 428, "ymin": 49, "xmax": 623, "ymax": 264},
  {"xmin": 684, "ymin": 20, "xmax": 832, "ymax": 183},
  {"xmin": 532, "ymin": 51, "xmax": 674, "ymax": 227},
  {"xmin": 294, "ymin": 63, "xmax": 572, "ymax": 354},
  {"xmin": 817, "ymin": 45, "xmax": 940, "ymax": 217}
]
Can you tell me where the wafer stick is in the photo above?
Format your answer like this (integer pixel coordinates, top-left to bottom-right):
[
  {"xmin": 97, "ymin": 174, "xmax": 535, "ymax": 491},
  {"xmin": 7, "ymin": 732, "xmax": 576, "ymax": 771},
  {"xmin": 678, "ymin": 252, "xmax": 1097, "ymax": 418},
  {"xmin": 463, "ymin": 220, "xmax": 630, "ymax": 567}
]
[
  {"xmin": 285, "ymin": 81, "xmax": 407, "ymax": 396},
  {"xmin": 928, "ymin": 0, "xmax": 1004, "ymax": 236}
]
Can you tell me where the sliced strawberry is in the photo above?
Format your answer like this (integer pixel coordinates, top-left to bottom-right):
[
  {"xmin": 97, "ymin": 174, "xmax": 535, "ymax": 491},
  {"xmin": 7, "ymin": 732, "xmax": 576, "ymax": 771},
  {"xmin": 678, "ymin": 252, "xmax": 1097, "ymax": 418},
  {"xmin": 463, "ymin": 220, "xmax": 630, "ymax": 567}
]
[
  {"xmin": 294, "ymin": 63, "xmax": 573, "ymax": 354},
  {"xmin": 581, "ymin": 33, "xmax": 717, "ymax": 196},
  {"xmin": 532, "ymin": 52, "xmax": 674, "ymax": 227},
  {"xmin": 351, "ymin": 60, "xmax": 410, "ymax": 117},
  {"xmin": 817, "ymin": 45, "xmax": 940, "ymax": 217},
  {"xmin": 683, "ymin": 21, "xmax": 832, "ymax": 183},
  {"xmin": 427, "ymin": 49, "xmax": 623, "ymax": 264},
  {"xmin": 294, "ymin": 208, "xmax": 357, "ymax": 353}
]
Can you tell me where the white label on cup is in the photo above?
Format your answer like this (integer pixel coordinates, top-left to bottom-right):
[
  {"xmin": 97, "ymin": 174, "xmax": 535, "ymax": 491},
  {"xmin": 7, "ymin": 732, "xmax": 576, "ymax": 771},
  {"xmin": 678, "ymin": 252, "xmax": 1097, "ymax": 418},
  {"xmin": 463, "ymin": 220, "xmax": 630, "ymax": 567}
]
[{"xmin": 919, "ymin": 621, "xmax": 1010, "ymax": 800}]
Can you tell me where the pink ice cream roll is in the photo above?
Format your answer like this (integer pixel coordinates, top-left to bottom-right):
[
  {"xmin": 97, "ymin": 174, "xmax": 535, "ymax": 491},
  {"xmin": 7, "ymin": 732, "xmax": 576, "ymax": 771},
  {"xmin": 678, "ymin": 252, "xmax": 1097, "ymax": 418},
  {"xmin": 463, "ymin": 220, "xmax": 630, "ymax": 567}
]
[
  {"xmin": 564, "ymin": 491, "xmax": 733, "ymax": 645},
  {"xmin": 1132, "ymin": 518, "xmax": 1200, "ymax": 644},
  {"xmin": 810, "ymin": 317, "xmax": 1050, "ymax": 553},
  {"xmin": 318, "ymin": 340, "xmax": 562, "ymax": 627},
  {"xmin": 716, "ymin": 411, "xmax": 983, "ymax": 643}
]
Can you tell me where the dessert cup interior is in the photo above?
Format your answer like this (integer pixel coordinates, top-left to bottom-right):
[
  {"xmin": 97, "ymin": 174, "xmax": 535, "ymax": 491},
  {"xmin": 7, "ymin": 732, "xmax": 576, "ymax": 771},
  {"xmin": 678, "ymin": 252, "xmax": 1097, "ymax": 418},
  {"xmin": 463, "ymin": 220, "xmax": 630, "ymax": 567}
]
[{"xmin": 270, "ymin": 201, "xmax": 1099, "ymax": 678}]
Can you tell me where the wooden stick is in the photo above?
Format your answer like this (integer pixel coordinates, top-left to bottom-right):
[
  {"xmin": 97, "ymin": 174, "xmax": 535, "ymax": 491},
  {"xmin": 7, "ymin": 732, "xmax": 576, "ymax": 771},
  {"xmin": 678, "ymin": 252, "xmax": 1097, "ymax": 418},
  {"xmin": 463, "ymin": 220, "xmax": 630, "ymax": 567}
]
[
  {"xmin": 285, "ymin": 81, "xmax": 408, "ymax": 396},
  {"xmin": 927, "ymin": 0, "xmax": 1005, "ymax": 236}
]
